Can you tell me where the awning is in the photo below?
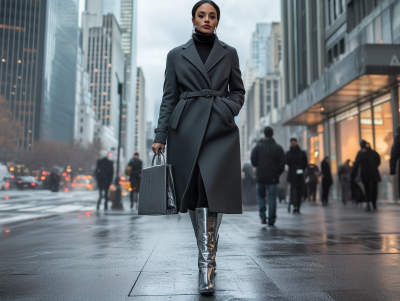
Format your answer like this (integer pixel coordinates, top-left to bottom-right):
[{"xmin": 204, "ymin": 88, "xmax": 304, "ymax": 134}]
[{"xmin": 281, "ymin": 44, "xmax": 400, "ymax": 125}]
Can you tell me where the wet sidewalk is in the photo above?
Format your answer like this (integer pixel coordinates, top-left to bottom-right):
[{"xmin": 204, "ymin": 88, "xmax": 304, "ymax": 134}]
[{"xmin": 2, "ymin": 200, "xmax": 400, "ymax": 300}]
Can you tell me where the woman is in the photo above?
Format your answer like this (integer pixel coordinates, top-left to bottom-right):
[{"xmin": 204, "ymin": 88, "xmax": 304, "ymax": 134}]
[
  {"xmin": 304, "ymin": 162, "xmax": 319, "ymax": 202},
  {"xmin": 151, "ymin": 0, "xmax": 245, "ymax": 295}
]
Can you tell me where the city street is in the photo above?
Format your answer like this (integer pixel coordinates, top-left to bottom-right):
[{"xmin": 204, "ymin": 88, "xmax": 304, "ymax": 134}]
[{"xmin": 2, "ymin": 197, "xmax": 400, "ymax": 300}]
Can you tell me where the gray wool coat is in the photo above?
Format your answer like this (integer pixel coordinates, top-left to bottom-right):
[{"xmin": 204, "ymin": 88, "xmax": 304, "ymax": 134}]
[{"xmin": 154, "ymin": 36, "xmax": 245, "ymax": 214}]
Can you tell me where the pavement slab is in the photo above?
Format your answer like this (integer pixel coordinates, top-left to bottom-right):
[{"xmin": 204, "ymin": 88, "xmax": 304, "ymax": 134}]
[{"xmin": 2, "ymin": 200, "xmax": 400, "ymax": 300}]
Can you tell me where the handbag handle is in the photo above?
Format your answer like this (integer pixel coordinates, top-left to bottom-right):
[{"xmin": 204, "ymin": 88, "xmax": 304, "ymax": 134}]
[{"xmin": 151, "ymin": 151, "xmax": 166, "ymax": 166}]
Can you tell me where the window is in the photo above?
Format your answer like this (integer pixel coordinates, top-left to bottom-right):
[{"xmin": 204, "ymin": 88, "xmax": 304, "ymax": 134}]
[
  {"xmin": 339, "ymin": 38, "xmax": 345, "ymax": 55},
  {"xmin": 80, "ymin": 127, "xmax": 83, "ymax": 133}
]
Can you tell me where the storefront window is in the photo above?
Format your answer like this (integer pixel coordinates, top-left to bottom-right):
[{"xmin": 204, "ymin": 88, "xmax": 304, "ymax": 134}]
[
  {"xmin": 338, "ymin": 115, "xmax": 360, "ymax": 165},
  {"xmin": 360, "ymin": 106, "xmax": 373, "ymax": 145},
  {"xmin": 373, "ymin": 101, "xmax": 393, "ymax": 200},
  {"xmin": 374, "ymin": 15, "xmax": 382, "ymax": 43}
]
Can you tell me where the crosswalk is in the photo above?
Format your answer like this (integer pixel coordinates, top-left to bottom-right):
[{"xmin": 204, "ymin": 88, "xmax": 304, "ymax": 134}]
[{"xmin": 0, "ymin": 191, "xmax": 98, "ymax": 225}]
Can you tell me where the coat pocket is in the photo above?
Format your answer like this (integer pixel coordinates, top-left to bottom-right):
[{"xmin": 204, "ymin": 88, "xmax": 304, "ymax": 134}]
[
  {"xmin": 218, "ymin": 97, "xmax": 234, "ymax": 124},
  {"xmin": 170, "ymin": 98, "xmax": 188, "ymax": 130}
]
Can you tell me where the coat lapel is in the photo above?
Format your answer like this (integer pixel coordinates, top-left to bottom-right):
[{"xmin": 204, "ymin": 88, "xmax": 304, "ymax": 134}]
[
  {"xmin": 204, "ymin": 38, "xmax": 227, "ymax": 73},
  {"xmin": 181, "ymin": 39, "xmax": 211, "ymax": 88}
]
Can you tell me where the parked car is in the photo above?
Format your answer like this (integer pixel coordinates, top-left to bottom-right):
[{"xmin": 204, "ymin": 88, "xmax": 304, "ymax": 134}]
[{"xmin": 16, "ymin": 176, "xmax": 39, "ymax": 190}]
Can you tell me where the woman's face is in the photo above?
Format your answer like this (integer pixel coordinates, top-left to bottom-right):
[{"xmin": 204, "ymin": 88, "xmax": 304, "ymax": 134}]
[{"xmin": 192, "ymin": 3, "xmax": 218, "ymax": 36}]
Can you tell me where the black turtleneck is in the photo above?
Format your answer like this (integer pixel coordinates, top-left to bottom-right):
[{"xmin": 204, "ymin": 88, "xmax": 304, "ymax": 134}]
[{"xmin": 192, "ymin": 29, "xmax": 215, "ymax": 64}]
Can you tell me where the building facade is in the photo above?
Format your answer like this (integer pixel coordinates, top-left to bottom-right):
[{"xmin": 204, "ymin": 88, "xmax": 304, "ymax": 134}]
[
  {"xmin": 240, "ymin": 22, "xmax": 282, "ymax": 162},
  {"xmin": 280, "ymin": 0, "xmax": 400, "ymax": 200},
  {"xmin": 0, "ymin": 0, "xmax": 79, "ymax": 150},
  {"xmin": 82, "ymin": 4, "xmax": 125, "ymax": 152},
  {"xmin": 119, "ymin": 0, "xmax": 138, "ymax": 159},
  {"xmin": 134, "ymin": 67, "xmax": 146, "ymax": 165},
  {"xmin": 74, "ymin": 30, "xmax": 96, "ymax": 147}
]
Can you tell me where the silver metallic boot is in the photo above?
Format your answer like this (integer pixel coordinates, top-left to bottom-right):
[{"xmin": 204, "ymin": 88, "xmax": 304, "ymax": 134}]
[
  {"xmin": 195, "ymin": 208, "xmax": 217, "ymax": 295},
  {"xmin": 189, "ymin": 209, "xmax": 223, "ymax": 271}
]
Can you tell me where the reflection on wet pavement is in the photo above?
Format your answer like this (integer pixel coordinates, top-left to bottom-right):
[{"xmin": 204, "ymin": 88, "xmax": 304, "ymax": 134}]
[{"xmin": 2, "ymin": 201, "xmax": 400, "ymax": 300}]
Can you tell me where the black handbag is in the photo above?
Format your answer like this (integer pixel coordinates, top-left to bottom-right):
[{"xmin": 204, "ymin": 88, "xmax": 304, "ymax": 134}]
[{"xmin": 138, "ymin": 152, "xmax": 178, "ymax": 215}]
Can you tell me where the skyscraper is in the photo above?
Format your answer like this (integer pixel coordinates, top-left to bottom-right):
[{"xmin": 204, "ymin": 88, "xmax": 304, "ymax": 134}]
[
  {"xmin": 135, "ymin": 67, "xmax": 146, "ymax": 165},
  {"xmin": 0, "ymin": 0, "xmax": 79, "ymax": 150},
  {"xmin": 82, "ymin": 1, "xmax": 125, "ymax": 149},
  {"xmin": 119, "ymin": 0, "xmax": 138, "ymax": 158}
]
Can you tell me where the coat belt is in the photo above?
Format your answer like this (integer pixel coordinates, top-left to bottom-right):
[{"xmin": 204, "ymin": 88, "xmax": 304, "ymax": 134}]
[
  {"xmin": 180, "ymin": 89, "xmax": 222, "ymax": 99},
  {"xmin": 169, "ymin": 90, "xmax": 222, "ymax": 130}
]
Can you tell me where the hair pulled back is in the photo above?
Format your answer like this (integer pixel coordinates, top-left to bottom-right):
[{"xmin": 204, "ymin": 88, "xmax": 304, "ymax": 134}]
[{"xmin": 192, "ymin": 1, "xmax": 220, "ymax": 21}]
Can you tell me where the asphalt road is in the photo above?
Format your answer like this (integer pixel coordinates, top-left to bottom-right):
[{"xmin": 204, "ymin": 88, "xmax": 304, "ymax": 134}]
[{"xmin": 2, "ymin": 195, "xmax": 400, "ymax": 300}]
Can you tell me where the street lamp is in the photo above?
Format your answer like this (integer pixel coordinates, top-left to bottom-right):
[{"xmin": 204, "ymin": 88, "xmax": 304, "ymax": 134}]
[{"xmin": 112, "ymin": 73, "xmax": 124, "ymax": 210}]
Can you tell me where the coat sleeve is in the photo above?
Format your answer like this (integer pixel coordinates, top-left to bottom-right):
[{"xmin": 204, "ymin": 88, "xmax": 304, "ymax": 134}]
[
  {"xmin": 222, "ymin": 50, "xmax": 245, "ymax": 116},
  {"xmin": 302, "ymin": 151, "xmax": 308, "ymax": 170},
  {"xmin": 390, "ymin": 135, "xmax": 400, "ymax": 174},
  {"xmin": 154, "ymin": 51, "xmax": 180, "ymax": 144},
  {"xmin": 250, "ymin": 144, "xmax": 258, "ymax": 167}
]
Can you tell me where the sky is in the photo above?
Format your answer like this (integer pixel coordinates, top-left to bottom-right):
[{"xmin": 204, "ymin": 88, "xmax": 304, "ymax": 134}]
[{"xmin": 80, "ymin": 0, "xmax": 281, "ymax": 123}]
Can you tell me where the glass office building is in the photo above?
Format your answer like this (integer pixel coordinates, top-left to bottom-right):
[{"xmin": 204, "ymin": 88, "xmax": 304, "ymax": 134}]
[
  {"xmin": 281, "ymin": 0, "xmax": 400, "ymax": 200},
  {"xmin": 0, "ymin": 0, "xmax": 79, "ymax": 150}
]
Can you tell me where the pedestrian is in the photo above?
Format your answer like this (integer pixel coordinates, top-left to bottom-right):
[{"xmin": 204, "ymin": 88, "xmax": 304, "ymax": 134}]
[
  {"xmin": 95, "ymin": 150, "xmax": 114, "ymax": 210},
  {"xmin": 151, "ymin": 1, "xmax": 245, "ymax": 295},
  {"xmin": 390, "ymin": 125, "xmax": 400, "ymax": 196},
  {"xmin": 321, "ymin": 157, "xmax": 333, "ymax": 206},
  {"xmin": 304, "ymin": 162, "xmax": 319, "ymax": 202},
  {"xmin": 241, "ymin": 162, "xmax": 257, "ymax": 205},
  {"xmin": 286, "ymin": 138, "xmax": 308, "ymax": 213},
  {"xmin": 338, "ymin": 159, "xmax": 352, "ymax": 205},
  {"xmin": 351, "ymin": 140, "xmax": 381, "ymax": 211},
  {"xmin": 126, "ymin": 151, "xmax": 142, "ymax": 209},
  {"xmin": 50, "ymin": 169, "xmax": 60, "ymax": 192},
  {"xmin": 251, "ymin": 126, "xmax": 285, "ymax": 225}
]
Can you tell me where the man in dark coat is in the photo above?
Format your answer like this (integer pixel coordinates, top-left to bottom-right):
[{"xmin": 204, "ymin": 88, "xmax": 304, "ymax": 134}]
[
  {"xmin": 127, "ymin": 151, "xmax": 142, "ymax": 209},
  {"xmin": 286, "ymin": 138, "xmax": 308, "ymax": 213},
  {"xmin": 320, "ymin": 157, "xmax": 333, "ymax": 206},
  {"xmin": 304, "ymin": 163, "xmax": 319, "ymax": 202},
  {"xmin": 390, "ymin": 125, "xmax": 400, "ymax": 196},
  {"xmin": 352, "ymin": 140, "xmax": 381, "ymax": 210},
  {"xmin": 241, "ymin": 162, "xmax": 256, "ymax": 205},
  {"xmin": 251, "ymin": 127, "xmax": 285, "ymax": 225},
  {"xmin": 95, "ymin": 150, "xmax": 114, "ymax": 210}
]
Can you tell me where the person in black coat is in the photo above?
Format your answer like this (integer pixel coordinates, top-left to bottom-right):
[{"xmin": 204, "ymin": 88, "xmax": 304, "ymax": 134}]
[
  {"xmin": 127, "ymin": 151, "xmax": 143, "ymax": 209},
  {"xmin": 50, "ymin": 170, "xmax": 60, "ymax": 193},
  {"xmin": 390, "ymin": 125, "xmax": 400, "ymax": 196},
  {"xmin": 321, "ymin": 157, "xmax": 333, "ymax": 206},
  {"xmin": 286, "ymin": 138, "xmax": 308, "ymax": 213},
  {"xmin": 95, "ymin": 150, "xmax": 114, "ymax": 210},
  {"xmin": 338, "ymin": 159, "xmax": 352, "ymax": 205},
  {"xmin": 352, "ymin": 140, "xmax": 381, "ymax": 210},
  {"xmin": 241, "ymin": 162, "xmax": 257, "ymax": 205},
  {"xmin": 251, "ymin": 127, "xmax": 285, "ymax": 225},
  {"xmin": 304, "ymin": 163, "xmax": 319, "ymax": 202}
]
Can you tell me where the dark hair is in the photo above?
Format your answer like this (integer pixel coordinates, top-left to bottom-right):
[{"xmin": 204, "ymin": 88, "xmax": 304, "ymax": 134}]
[
  {"xmin": 290, "ymin": 138, "xmax": 297, "ymax": 142},
  {"xmin": 192, "ymin": 1, "xmax": 220, "ymax": 21},
  {"xmin": 264, "ymin": 126, "xmax": 273, "ymax": 138}
]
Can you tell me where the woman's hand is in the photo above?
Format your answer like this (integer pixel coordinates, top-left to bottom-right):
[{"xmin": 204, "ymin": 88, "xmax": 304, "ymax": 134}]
[{"xmin": 151, "ymin": 142, "xmax": 165, "ymax": 155}]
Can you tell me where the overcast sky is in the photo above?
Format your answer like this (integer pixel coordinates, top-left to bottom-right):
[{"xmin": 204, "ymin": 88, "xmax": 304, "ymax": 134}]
[{"xmin": 80, "ymin": 0, "xmax": 281, "ymax": 123}]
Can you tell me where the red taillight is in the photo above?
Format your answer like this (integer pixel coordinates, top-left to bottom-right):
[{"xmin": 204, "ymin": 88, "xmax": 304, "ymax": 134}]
[
  {"xmin": 31, "ymin": 183, "xmax": 35, "ymax": 186},
  {"xmin": 71, "ymin": 183, "xmax": 75, "ymax": 186},
  {"xmin": 119, "ymin": 181, "xmax": 123, "ymax": 185},
  {"xmin": 11, "ymin": 175, "xmax": 15, "ymax": 178},
  {"xmin": 18, "ymin": 181, "xmax": 22, "ymax": 184},
  {"xmin": 42, "ymin": 171, "xmax": 47, "ymax": 175},
  {"xmin": 133, "ymin": 187, "xmax": 136, "ymax": 190},
  {"xmin": 64, "ymin": 188, "xmax": 69, "ymax": 192},
  {"xmin": 62, "ymin": 172, "xmax": 67, "ymax": 177},
  {"xmin": 5, "ymin": 183, "xmax": 9, "ymax": 187}
]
